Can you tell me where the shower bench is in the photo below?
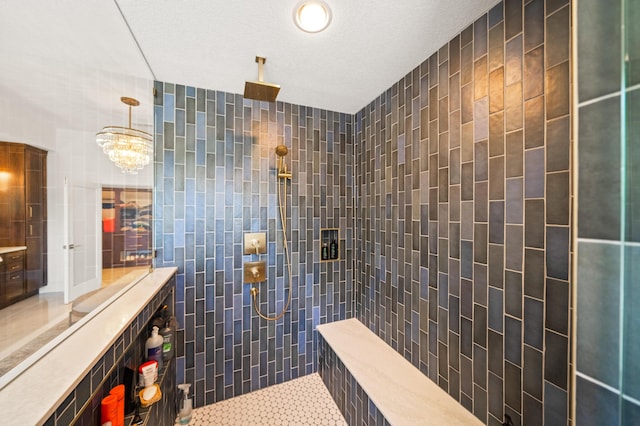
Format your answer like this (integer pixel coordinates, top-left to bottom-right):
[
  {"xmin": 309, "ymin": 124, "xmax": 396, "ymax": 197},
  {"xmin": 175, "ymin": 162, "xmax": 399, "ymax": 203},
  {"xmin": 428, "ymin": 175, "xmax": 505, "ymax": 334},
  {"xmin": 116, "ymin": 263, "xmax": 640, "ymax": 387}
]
[{"xmin": 317, "ymin": 318, "xmax": 483, "ymax": 425}]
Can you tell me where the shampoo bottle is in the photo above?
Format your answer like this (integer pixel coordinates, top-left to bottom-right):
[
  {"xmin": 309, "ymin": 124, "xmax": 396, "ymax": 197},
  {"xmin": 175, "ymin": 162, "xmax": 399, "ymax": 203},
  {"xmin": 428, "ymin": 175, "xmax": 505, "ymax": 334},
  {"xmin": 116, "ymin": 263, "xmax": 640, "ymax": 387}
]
[
  {"xmin": 146, "ymin": 326, "xmax": 163, "ymax": 371},
  {"xmin": 159, "ymin": 320, "xmax": 175, "ymax": 361},
  {"xmin": 177, "ymin": 383, "xmax": 193, "ymax": 424},
  {"xmin": 329, "ymin": 240, "xmax": 338, "ymax": 259}
]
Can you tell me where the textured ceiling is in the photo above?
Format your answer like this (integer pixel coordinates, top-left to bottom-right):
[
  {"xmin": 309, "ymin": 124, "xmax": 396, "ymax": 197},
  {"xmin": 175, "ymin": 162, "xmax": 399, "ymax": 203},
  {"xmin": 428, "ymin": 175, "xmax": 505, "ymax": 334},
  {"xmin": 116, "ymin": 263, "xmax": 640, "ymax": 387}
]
[
  {"xmin": 118, "ymin": 0, "xmax": 501, "ymax": 113},
  {"xmin": 1, "ymin": 0, "xmax": 500, "ymax": 146},
  {"xmin": 0, "ymin": 0, "xmax": 154, "ymax": 144}
]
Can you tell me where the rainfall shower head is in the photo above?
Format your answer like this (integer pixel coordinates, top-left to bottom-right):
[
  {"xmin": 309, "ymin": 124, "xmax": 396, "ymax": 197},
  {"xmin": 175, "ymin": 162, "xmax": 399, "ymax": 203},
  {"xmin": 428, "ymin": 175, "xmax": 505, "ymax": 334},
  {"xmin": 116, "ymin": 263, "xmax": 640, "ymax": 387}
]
[
  {"xmin": 244, "ymin": 56, "xmax": 280, "ymax": 103},
  {"xmin": 275, "ymin": 145, "xmax": 288, "ymax": 157}
]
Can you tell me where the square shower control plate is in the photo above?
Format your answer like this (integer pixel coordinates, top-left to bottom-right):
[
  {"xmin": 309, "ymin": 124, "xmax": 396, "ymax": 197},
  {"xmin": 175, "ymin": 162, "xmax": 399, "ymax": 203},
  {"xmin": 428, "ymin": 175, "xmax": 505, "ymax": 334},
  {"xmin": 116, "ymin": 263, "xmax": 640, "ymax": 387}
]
[
  {"xmin": 244, "ymin": 261, "xmax": 266, "ymax": 283},
  {"xmin": 244, "ymin": 233, "xmax": 266, "ymax": 255}
]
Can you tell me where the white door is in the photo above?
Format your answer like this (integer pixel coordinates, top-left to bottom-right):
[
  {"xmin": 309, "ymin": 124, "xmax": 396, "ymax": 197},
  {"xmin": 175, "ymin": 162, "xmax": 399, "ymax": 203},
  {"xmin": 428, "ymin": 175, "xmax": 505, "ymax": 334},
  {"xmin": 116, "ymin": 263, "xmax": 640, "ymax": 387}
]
[{"xmin": 63, "ymin": 177, "xmax": 102, "ymax": 304}]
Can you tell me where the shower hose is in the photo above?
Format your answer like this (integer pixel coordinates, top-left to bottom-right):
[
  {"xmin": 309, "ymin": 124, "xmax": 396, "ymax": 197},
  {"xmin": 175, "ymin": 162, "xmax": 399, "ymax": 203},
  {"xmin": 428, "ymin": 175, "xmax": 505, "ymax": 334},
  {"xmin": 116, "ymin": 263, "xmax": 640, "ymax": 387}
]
[{"xmin": 250, "ymin": 162, "xmax": 292, "ymax": 321}]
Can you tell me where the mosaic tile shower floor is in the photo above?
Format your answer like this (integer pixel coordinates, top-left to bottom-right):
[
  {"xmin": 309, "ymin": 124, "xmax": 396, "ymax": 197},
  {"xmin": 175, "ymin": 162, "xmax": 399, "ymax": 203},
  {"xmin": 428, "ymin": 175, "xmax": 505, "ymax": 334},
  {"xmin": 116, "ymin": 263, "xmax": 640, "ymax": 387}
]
[{"xmin": 184, "ymin": 373, "xmax": 347, "ymax": 425}]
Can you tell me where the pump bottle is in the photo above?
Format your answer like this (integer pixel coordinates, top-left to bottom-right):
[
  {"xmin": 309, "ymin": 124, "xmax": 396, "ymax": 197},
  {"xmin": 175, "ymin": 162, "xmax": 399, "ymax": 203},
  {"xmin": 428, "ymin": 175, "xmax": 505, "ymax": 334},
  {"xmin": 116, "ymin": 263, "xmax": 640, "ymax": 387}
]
[
  {"xmin": 159, "ymin": 320, "xmax": 175, "ymax": 361},
  {"xmin": 177, "ymin": 383, "xmax": 193, "ymax": 424},
  {"xmin": 145, "ymin": 326, "xmax": 163, "ymax": 371}
]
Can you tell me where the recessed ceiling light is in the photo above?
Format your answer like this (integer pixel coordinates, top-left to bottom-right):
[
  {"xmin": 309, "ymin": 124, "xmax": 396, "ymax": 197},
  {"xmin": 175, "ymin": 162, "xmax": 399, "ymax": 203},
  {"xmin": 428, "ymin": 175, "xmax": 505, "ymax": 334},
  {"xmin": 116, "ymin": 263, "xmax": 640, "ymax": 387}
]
[{"xmin": 294, "ymin": 1, "xmax": 332, "ymax": 33}]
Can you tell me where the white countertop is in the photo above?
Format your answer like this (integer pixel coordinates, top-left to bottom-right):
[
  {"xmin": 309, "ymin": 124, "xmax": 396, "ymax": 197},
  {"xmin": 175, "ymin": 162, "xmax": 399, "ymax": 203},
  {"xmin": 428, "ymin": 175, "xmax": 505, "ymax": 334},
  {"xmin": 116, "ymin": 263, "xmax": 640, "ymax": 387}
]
[
  {"xmin": 0, "ymin": 266, "xmax": 177, "ymax": 425},
  {"xmin": 317, "ymin": 318, "xmax": 483, "ymax": 426},
  {"xmin": 0, "ymin": 246, "xmax": 27, "ymax": 255}
]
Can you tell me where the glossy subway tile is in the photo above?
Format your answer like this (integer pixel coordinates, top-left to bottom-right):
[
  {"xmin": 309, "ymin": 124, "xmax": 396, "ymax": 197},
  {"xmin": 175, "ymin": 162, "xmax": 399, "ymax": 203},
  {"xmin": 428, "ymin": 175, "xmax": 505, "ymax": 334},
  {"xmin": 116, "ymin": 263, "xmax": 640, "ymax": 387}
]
[{"xmin": 353, "ymin": 2, "xmax": 572, "ymax": 423}]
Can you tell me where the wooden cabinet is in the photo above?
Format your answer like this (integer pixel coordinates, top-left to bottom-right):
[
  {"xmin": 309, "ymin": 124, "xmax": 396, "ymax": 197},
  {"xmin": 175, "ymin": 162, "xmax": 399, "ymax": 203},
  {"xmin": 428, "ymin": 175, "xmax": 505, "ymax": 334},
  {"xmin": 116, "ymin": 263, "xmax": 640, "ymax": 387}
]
[
  {"xmin": 0, "ymin": 254, "xmax": 5, "ymax": 306},
  {"xmin": 25, "ymin": 147, "xmax": 47, "ymax": 293},
  {"xmin": 0, "ymin": 142, "xmax": 47, "ymax": 306},
  {"xmin": 0, "ymin": 249, "xmax": 26, "ymax": 308}
]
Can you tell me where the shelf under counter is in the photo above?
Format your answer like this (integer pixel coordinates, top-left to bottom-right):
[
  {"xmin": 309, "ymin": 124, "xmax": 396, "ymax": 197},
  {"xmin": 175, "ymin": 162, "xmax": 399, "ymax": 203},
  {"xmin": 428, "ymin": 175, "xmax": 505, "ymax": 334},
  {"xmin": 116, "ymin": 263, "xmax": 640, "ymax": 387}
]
[
  {"xmin": 0, "ymin": 267, "xmax": 178, "ymax": 425},
  {"xmin": 125, "ymin": 357, "xmax": 177, "ymax": 426}
]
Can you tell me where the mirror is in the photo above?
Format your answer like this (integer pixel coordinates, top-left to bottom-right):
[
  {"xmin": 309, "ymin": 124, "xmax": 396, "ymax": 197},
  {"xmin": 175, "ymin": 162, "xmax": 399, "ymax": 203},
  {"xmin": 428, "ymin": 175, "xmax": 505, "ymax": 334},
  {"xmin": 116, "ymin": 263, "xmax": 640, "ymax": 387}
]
[{"xmin": 0, "ymin": 1, "xmax": 154, "ymax": 385}]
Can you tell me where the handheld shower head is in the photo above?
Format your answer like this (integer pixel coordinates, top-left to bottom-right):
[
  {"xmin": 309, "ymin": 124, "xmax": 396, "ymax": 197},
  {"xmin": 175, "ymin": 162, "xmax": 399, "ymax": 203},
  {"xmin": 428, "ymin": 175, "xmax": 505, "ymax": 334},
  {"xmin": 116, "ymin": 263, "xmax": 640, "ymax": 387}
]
[{"xmin": 275, "ymin": 145, "xmax": 292, "ymax": 179}]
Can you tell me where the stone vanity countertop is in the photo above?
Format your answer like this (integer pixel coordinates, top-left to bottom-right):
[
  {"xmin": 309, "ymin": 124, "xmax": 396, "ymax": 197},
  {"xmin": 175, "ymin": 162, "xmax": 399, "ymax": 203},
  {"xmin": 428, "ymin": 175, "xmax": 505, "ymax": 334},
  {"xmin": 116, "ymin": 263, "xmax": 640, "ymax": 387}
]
[
  {"xmin": 0, "ymin": 246, "xmax": 27, "ymax": 255},
  {"xmin": 0, "ymin": 266, "xmax": 178, "ymax": 425}
]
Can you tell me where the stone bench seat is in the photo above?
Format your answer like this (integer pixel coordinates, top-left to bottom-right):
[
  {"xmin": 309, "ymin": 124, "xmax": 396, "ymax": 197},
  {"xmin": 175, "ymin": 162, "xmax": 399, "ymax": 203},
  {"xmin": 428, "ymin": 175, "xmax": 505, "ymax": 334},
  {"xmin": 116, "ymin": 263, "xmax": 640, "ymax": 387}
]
[{"xmin": 317, "ymin": 318, "xmax": 483, "ymax": 425}]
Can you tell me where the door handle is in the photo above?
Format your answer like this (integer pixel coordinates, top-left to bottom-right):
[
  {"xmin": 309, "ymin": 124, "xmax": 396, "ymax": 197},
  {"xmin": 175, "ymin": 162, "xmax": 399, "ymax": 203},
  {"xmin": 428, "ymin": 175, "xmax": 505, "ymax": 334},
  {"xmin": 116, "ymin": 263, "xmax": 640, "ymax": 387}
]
[{"xmin": 64, "ymin": 244, "xmax": 75, "ymax": 250}]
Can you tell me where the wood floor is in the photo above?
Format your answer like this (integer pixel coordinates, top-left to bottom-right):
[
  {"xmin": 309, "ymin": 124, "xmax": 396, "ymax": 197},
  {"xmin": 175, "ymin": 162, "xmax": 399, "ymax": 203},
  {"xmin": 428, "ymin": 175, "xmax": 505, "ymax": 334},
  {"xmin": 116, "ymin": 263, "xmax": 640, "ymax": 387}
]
[{"xmin": 101, "ymin": 266, "xmax": 149, "ymax": 287}]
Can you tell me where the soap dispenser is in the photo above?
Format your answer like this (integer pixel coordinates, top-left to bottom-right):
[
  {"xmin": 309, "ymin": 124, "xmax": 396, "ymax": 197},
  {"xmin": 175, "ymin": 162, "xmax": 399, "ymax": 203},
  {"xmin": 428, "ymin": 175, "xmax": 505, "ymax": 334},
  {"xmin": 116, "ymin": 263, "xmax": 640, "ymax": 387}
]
[
  {"xmin": 177, "ymin": 383, "xmax": 193, "ymax": 424},
  {"xmin": 145, "ymin": 326, "xmax": 163, "ymax": 371}
]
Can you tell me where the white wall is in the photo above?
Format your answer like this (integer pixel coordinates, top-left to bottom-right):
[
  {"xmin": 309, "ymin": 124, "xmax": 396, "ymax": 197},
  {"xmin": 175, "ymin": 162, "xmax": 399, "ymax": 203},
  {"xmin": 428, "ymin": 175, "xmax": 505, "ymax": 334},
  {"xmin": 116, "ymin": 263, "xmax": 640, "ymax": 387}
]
[
  {"xmin": 45, "ymin": 126, "xmax": 153, "ymax": 293},
  {"xmin": 1, "ymin": 1, "xmax": 156, "ymax": 294}
]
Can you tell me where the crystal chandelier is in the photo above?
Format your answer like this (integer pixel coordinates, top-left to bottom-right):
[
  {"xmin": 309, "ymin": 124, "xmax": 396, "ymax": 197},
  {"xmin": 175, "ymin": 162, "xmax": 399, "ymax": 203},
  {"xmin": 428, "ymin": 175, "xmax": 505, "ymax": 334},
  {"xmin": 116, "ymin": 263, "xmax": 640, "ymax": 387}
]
[{"xmin": 96, "ymin": 97, "xmax": 152, "ymax": 174}]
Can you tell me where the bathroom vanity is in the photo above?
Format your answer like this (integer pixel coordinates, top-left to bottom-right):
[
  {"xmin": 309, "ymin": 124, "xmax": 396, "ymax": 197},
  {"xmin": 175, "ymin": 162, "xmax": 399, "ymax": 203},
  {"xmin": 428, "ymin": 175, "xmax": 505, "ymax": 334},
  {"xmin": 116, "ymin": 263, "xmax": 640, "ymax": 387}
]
[
  {"xmin": 0, "ymin": 267, "xmax": 178, "ymax": 425},
  {"xmin": 0, "ymin": 247, "xmax": 26, "ymax": 308}
]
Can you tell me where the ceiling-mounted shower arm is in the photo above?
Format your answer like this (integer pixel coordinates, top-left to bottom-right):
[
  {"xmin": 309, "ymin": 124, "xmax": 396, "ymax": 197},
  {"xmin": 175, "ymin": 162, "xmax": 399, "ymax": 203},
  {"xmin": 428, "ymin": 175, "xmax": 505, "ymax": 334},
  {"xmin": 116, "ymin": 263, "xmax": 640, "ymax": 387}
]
[{"xmin": 256, "ymin": 56, "xmax": 266, "ymax": 82}]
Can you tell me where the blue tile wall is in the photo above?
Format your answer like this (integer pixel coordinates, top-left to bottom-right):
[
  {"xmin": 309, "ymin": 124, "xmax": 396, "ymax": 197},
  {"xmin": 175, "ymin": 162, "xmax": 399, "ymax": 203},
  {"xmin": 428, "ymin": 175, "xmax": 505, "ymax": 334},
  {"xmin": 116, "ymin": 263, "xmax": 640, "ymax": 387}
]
[
  {"xmin": 576, "ymin": 0, "xmax": 640, "ymax": 424},
  {"xmin": 152, "ymin": 2, "xmax": 579, "ymax": 423},
  {"xmin": 353, "ymin": 1, "xmax": 572, "ymax": 424},
  {"xmin": 153, "ymin": 83, "xmax": 354, "ymax": 407}
]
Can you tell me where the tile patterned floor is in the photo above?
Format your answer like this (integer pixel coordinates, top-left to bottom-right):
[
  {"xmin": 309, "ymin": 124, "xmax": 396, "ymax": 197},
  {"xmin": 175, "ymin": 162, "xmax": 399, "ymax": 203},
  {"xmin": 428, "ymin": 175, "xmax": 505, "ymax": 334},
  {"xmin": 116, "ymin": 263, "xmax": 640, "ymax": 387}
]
[
  {"xmin": 186, "ymin": 373, "xmax": 347, "ymax": 425},
  {"xmin": 0, "ymin": 318, "xmax": 69, "ymax": 376},
  {"xmin": 0, "ymin": 292, "xmax": 69, "ymax": 364}
]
